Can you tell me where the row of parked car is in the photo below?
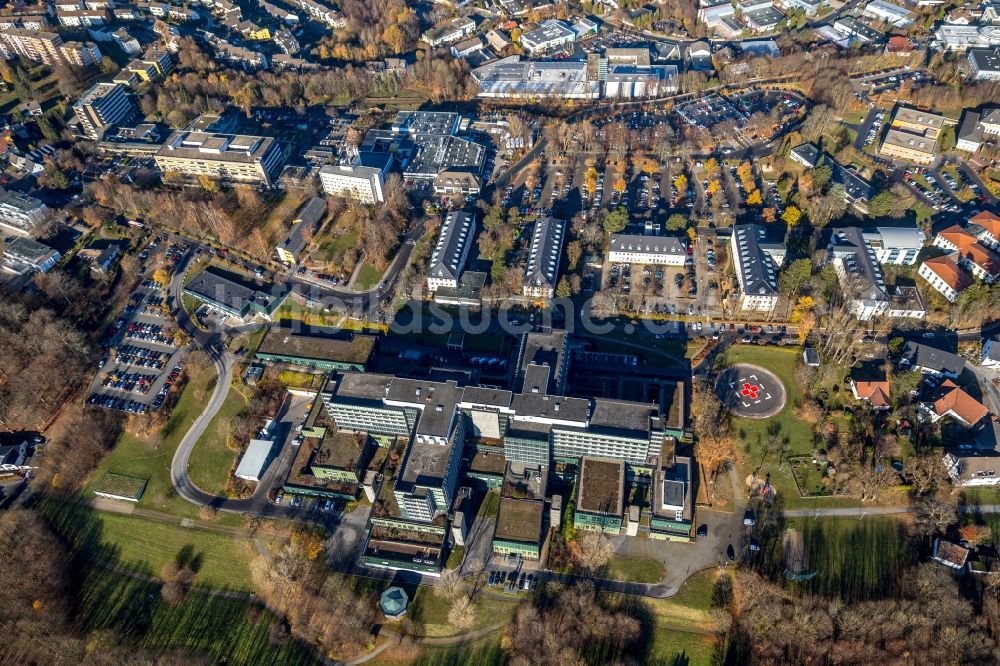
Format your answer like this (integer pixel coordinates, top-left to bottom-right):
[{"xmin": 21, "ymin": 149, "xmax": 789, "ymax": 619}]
[
  {"xmin": 487, "ymin": 570, "xmax": 537, "ymax": 593},
  {"xmin": 87, "ymin": 393, "xmax": 149, "ymax": 414},
  {"xmin": 115, "ymin": 344, "xmax": 167, "ymax": 369}
]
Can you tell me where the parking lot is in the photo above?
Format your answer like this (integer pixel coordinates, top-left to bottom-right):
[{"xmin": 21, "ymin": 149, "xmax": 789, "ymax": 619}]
[{"xmin": 87, "ymin": 238, "xmax": 188, "ymax": 415}]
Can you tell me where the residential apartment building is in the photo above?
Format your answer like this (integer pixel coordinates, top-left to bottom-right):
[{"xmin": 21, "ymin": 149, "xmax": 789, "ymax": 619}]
[
  {"xmin": 1, "ymin": 236, "xmax": 61, "ymax": 274},
  {"xmin": 970, "ymin": 210, "xmax": 1000, "ymax": 250},
  {"xmin": 0, "ymin": 29, "xmax": 102, "ymax": 67},
  {"xmin": 427, "ymin": 211, "xmax": 476, "ymax": 292},
  {"xmin": 73, "ymin": 82, "xmax": 136, "ymax": 139},
  {"xmin": 523, "ymin": 216, "xmax": 566, "ymax": 299},
  {"xmin": 826, "ymin": 227, "xmax": 890, "ymax": 321},
  {"xmin": 0, "ymin": 189, "xmax": 50, "ymax": 237},
  {"xmin": 730, "ymin": 223, "xmax": 785, "ymax": 311},
  {"xmin": 608, "ymin": 234, "xmax": 687, "ymax": 266},
  {"xmin": 318, "ymin": 152, "xmax": 393, "ymax": 204},
  {"xmin": 154, "ymin": 131, "xmax": 286, "ymax": 186},
  {"xmin": 291, "ymin": 0, "xmax": 345, "ymax": 27}
]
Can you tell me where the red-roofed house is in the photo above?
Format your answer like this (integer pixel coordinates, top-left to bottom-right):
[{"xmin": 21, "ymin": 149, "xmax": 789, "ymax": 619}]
[
  {"xmin": 933, "ymin": 224, "xmax": 1000, "ymax": 282},
  {"xmin": 885, "ymin": 36, "xmax": 913, "ymax": 53},
  {"xmin": 851, "ymin": 379, "xmax": 891, "ymax": 410},
  {"xmin": 918, "ymin": 255, "xmax": 971, "ymax": 302},
  {"xmin": 926, "ymin": 379, "xmax": 989, "ymax": 426},
  {"xmin": 971, "ymin": 211, "xmax": 1000, "ymax": 251}
]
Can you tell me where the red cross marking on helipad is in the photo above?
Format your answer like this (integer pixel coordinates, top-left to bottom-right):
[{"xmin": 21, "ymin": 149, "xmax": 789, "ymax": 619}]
[{"xmin": 741, "ymin": 383, "xmax": 760, "ymax": 399}]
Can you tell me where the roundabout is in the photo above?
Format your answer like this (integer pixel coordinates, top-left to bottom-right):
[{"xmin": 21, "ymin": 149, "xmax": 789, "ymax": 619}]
[{"xmin": 717, "ymin": 363, "xmax": 786, "ymax": 420}]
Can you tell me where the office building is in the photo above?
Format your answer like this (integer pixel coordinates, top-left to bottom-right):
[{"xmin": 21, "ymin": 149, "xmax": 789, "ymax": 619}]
[
  {"xmin": 608, "ymin": 234, "xmax": 687, "ymax": 265},
  {"xmin": 574, "ymin": 457, "xmax": 625, "ymax": 533},
  {"xmin": 183, "ymin": 267, "xmax": 287, "ymax": 319},
  {"xmin": 154, "ymin": 131, "xmax": 286, "ymax": 186},
  {"xmin": 935, "ymin": 24, "xmax": 1000, "ymax": 51},
  {"xmin": 520, "ymin": 19, "xmax": 576, "ymax": 55},
  {"xmin": 421, "ymin": 16, "xmax": 475, "ymax": 47},
  {"xmin": 969, "ymin": 46, "xmax": 1000, "ymax": 80},
  {"xmin": 0, "ymin": 189, "xmax": 50, "ymax": 237},
  {"xmin": 523, "ymin": 216, "xmax": 566, "ymax": 298},
  {"xmin": 730, "ymin": 224, "xmax": 785, "ymax": 311},
  {"xmin": 73, "ymin": 82, "xmax": 136, "ymax": 139},
  {"xmin": 319, "ymin": 152, "xmax": 393, "ymax": 204},
  {"xmin": 649, "ymin": 452, "xmax": 693, "ymax": 541},
  {"xmin": 427, "ymin": 211, "xmax": 476, "ymax": 292}
]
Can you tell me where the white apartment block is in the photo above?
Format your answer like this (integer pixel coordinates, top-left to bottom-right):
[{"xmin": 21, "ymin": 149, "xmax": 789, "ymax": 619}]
[
  {"xmin": 73, "ymin": 82, "xmax": 136, "ymax": 139},
  {"xmin": 427, "ymin": 211, "xmax": 475, "ymax": 292},
  {"xmin": 0, "ymin": 189, "xmax": 51, "ymax": 237},
  {"xmin": 154, "ymin": 131, "xmax": 286, "ymax": 186},
  {"xmin": 863, "ymin": 226, "xmax": 926, "ymax": 265},
  {"xmin": 608, "ymin": 234, "xmax": 687, "ymax": 266},
  {"xmin": 918, "ymin": 256, "xmax": 968, "ymax": 302},
  {"xmin": 319, "ymin": 152, "xmax": 393, "ymax": 204},
  {"xmin": 730, "ymin": 224, "xmax": 785, "ymax": 312}
]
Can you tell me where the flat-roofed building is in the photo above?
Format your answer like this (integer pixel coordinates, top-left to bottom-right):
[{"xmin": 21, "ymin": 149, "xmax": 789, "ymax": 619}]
[
  {"xmin": 255, "ymin": 329, "xmax": 375, "ymax": 371},
  {"xmin": 0, "ymin": 29, "xmax": 101, "ymax": 67},
  {"xmin": 421, "ymin": 16, "xmax": 475, "ymax": 47},
  {"xmin": 935, "ymin": 24, "xmax": 1000, "ymax": 51},
  {"xmin": 523, "ymin": 216, "xmax": 566, "ymax": 298},
  {"xmin": 73, "ymin": 82, "xmax": 136, "ymax": 139},
  {"xmin": 427, "ymin": 211, "xmax": 476, "ymax": 292},
  {"xmin": 969, "ymin": 45, "xmax": 1000, "ymax": 81},
  {"xmin": 0, "ymin": 189, "xmax": 50, "ymax": 237},
  {"xmin": 943, "ymin": 451, "xmax": 1000, "ymax": 487},
  {"xmin": 472, "ymin": 56, "xmax": 600, "ymax": 99},
  {"xmin": 574, "ymin": 456, "xmax": 625, "ymax": 533},
  {"xmin": 650, "ymin": 451, "xmax": 693, "ymax": 541},
  {"xmin": 319, "ymin": 152, "xmax": 393, "ymax": 204},
  {"xmin": 520, "ymin": 19, "xmax": 576, "ymax": 55},
  {"xmin": 155, "ymin": 130, "xmax": 286, "ymax": 186},
  {"xmin": 182, "ymin": 267, "xmax": 287, "ymax": 320},
  {"xmin": 608, "ymin": 234, "xmax": 687, "ymax": 265},
  {"xmin": 730, "ymin": 223, "xmax": 785, "ymax": 311},
  {"xmin": 492, "ymin": 497, "xmax": 544, "ymax": 559}
]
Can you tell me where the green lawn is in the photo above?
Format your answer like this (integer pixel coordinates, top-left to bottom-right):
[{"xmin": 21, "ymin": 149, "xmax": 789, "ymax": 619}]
[
  {"xmin": 781, "ymin": 517, "xmax": 916, "ymax": 602},
  {"xmin": 77, "ymin": 567, "xmax": 314, "ymax": 665},
  {"xmin": 42, "ymin": 500, "xmax": 255, "ymax": 591},
  {"xmin": 604, "ymin": 554, "xmax": 665, "ymax": 584},
  {"xmin": 187, "ymin": 378, "xmax": 251, "ymax": 496},
  {"xmin": 410, "ymin": 587, "xmax": 519, "ymax": 638},
  {"xmin": 86, "ymin": 364, "xmax": 243, "ymax": 524},
  {"xmin": 355, "ymin": 262, "xmax": 382, "ymax": 290},
  {"xmin": 650, "ymin": 627, "xmax": 717, "ymax": 666}
]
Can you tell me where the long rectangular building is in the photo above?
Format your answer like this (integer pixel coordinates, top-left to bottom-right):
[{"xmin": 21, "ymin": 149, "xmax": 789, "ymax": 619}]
[
  {"xmin": 154, "ymin": 131, "xmax": 286, "ymax": 186},
  {"xmin": 523, "ymin": 216, "xmax": 566, "ymax": 298},
  {"xmin": 730, "ymin": 224, "xmax": 785, "ymax": 311},
  {"xmin": 472, "ymin": 56, "xmax": 600, "ymax": 100},
  {"xmin": 427, "ymin": 211, "xmax": 476, "ymax": 292},
  {"xmin": 608, "ymin": 234, "xmax": 687, "ymax": 265}
]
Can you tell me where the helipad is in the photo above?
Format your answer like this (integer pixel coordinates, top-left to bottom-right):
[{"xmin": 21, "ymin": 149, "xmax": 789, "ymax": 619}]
[{"xmin": 717, "ymin": 363, "xmax": 786, "ymax": 419}]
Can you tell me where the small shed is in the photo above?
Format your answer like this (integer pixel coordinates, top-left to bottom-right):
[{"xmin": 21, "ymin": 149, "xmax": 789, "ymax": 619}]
[{"xmin": 380, "ymin": 586, "xmax": 409, "ymax": 620}]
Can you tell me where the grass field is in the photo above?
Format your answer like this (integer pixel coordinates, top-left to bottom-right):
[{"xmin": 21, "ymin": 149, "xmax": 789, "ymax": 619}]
[
  {"xmin": 187, "ymin": 377, "xmax": 251, "ymax": 496},
  {"xmin": 42, "ymin": 500, "xmax": 255, "ymax": 591},
  {"xmin": 604, "ymin": 554, "xmax": 665, "ymax": 584},
  {"xmin": 355, "ymin": 262, "xmax": 382, "ymax": 290},
  {"xmin": 782, "ymin": 516, "xmax": 916, "ymax": 601},
  {"xmin": 78, "ymin": 567, "xmax": 314, "ymax": 665},
  {"xmin": 409, "ymin": 587, "xmax": 519, "ymax": 638},
  {"xmin": 650, "ymin": 627, "xmax": 717, "ymax": 665},
  {"xmin": 85, "ymin": 364, "xmax": 243, "ymax": 525}
]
